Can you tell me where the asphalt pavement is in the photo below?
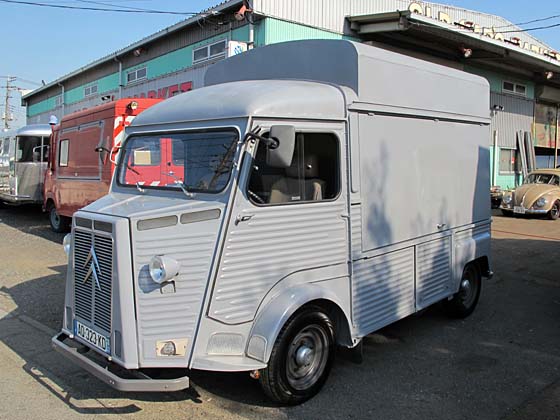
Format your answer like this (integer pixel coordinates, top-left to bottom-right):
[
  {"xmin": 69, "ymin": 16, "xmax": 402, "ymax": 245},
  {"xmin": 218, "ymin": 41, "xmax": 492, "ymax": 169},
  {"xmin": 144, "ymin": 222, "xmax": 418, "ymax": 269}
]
[{"xmin": 0, "ymin": 204, "xmax": 558, "ymax": 420}]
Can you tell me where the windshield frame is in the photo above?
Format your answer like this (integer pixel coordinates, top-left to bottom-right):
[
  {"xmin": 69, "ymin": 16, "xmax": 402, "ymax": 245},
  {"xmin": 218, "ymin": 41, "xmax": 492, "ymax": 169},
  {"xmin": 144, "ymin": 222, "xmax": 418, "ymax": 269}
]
[{"xmin": 115, "ymin": 127, "xmax": 241, "ymax": 195}]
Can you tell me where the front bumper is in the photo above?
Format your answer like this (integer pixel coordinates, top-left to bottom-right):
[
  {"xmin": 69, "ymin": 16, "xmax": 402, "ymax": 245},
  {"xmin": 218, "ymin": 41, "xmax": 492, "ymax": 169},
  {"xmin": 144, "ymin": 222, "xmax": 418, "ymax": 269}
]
[
  {"xmin": 500, "ymin": 206, "xmax": 548, "ymax": 215},
  {"xmin": 52, "ymin": 333, "xmax": 190, "ymax": 392}
]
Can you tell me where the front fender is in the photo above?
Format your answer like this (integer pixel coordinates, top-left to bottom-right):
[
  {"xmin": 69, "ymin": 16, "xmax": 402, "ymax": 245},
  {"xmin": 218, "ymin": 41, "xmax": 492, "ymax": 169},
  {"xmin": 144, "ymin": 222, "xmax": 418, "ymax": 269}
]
[{"xmin": 246, "ymin": 278, "xmax": 352, "ymax": 364}]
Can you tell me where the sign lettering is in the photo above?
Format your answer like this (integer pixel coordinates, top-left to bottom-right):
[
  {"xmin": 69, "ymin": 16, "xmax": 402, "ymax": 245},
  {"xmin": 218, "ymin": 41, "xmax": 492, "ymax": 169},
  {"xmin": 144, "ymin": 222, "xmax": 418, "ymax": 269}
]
[
  {"xmin": 408, "ymin": 2, "xmax": 560, "ymax": 61},
  {"xmin": 133, "ymin": 81, "xmax": 193, "ymax": 99}
]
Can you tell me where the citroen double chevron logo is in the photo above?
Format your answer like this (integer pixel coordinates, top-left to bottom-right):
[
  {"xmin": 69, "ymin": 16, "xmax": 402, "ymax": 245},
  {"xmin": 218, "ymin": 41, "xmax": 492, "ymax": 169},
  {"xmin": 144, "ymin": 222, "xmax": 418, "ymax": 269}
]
[{"xmin": 83, "ymin": 245, "xmax": 102, "ymax": 291}]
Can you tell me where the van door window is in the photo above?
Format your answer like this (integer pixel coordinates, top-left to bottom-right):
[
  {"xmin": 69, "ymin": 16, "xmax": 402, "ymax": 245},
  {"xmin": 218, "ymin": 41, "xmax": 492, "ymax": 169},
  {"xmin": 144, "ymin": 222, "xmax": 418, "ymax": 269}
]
[
  {"xmin": 59, "ymin": 139, "xmax": 69, "ymax": 167},
  {"xmin": 247, "ymin": 133, "xmax": 340, "ymax": 205}
]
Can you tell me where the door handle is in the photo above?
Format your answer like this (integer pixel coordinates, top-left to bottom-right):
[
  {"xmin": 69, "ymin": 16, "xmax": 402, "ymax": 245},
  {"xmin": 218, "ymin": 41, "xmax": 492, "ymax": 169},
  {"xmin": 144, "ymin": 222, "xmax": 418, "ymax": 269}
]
[
  {"xmin": 235, "ymin": 214, "xmax": 254, "ymax": 225},
  {"xmin": 437, "ymin": 223, "xmax": 447, "ymax": 230}
]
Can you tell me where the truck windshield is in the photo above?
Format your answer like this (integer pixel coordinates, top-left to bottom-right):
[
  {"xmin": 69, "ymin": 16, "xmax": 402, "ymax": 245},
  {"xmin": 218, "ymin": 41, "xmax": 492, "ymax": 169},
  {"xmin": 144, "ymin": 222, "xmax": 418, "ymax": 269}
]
[{"xmin": 118, "ymin": 130, "xmax": 238, "ymax": 193}]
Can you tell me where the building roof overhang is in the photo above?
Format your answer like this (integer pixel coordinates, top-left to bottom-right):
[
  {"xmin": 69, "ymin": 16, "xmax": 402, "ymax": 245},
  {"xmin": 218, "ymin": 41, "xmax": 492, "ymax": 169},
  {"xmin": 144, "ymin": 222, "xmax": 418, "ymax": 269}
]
[{"xmin": 348, "ymin": 11, "xmax": 560, "ymax": 89}]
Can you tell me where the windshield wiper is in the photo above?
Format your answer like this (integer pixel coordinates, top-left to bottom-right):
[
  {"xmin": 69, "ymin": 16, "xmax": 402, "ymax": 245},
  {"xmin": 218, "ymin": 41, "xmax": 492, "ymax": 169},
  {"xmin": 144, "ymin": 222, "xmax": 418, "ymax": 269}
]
[{"xmin": 162, "ymin": 172, "xmax": 195, "ymax": 198}]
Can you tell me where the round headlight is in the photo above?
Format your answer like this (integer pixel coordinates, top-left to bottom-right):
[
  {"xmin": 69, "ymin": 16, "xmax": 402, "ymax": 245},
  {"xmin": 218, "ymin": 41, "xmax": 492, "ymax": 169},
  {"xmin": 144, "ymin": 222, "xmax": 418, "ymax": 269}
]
[
  {"xmin": 63, "ymin": 233, "xmax": 72, "ymax": 256},
  {"xmin": 149, "ymin": 255, "xmax": 180, "ymax": 284},
  {"xmin": 503, "ymin": 195, "xmax": 512, "ymax": 205},
  {"xmin": 536, "ymin": 197, "xmax": 547, "ymax": 208}
]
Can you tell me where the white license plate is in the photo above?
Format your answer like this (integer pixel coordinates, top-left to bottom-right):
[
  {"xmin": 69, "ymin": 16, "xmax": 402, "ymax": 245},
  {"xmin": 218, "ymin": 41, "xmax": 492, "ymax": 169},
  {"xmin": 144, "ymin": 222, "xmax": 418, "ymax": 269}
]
[
  {"xmin": 74, "ymin": 320, "xmax": 110, "ymax": 354},
  {"xmin": 514, "ymin": 206, "xmax": 526, "ymax": 214}
]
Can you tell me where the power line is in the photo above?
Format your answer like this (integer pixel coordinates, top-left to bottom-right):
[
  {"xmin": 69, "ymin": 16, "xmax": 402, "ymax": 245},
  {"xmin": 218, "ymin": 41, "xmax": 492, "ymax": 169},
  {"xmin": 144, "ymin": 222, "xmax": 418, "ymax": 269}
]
[
  {"xmin": 494, "ymin": 14, "xmax": 560, "ymax": 29},
  {"xmin": 496, "ymin": 22, "xmax": 560, "ymax": 34},
  {"xmin": 74, "ymin": 0, "xmax": 175, "ymax": 14},
  {"xmin": 0, "ymin": 0, "xmax": 202, "ymax": 15}
]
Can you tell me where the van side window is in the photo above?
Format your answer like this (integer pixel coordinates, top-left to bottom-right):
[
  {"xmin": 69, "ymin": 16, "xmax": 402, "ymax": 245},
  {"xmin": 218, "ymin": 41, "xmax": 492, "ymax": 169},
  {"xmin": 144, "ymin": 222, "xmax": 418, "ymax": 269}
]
[
  {"xmin": 247, "ymin": 133, "xmax": 339, "ymax": 205},
  {"xmin": 59, "ymin": 139, "xmax": 69, "ymax": 167}
]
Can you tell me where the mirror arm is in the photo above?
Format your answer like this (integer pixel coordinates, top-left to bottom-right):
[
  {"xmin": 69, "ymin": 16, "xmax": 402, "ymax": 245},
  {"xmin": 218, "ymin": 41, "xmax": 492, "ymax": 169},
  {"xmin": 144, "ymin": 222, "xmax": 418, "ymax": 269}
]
[{"xmin": 244, "ymin": 132, "xmax": 279, "ymax": 149}]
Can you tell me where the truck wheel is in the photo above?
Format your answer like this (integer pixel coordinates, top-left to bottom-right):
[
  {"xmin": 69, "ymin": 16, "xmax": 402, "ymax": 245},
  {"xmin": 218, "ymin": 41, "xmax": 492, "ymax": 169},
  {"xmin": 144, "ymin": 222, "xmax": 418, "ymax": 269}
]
[
  {"xmin": 49, "ymin": 206, "xmax": 70, "ymax": 233},
  {"xmin": 548, "ymin": 200, "xmax": 560, "ymax": 220},
  {"xmin": 444, "ymin": 264, "xmax": 482, "ymax": 319},
  {"xmin": 259, "ymin": 306, "xmax": 335, "ymax": 405}
]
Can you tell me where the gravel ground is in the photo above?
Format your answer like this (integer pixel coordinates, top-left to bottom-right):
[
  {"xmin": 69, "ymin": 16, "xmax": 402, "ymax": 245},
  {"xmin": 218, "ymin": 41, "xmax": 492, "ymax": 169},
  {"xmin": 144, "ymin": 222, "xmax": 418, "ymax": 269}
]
[{"xmin": 0, "ymin": 205, "xmax": 558, "ymax": 420}]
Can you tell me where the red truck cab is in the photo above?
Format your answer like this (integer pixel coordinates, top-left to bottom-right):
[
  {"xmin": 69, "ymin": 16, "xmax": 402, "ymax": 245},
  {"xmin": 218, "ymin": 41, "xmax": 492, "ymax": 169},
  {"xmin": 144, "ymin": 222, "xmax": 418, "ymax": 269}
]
[{"xmin": 44, "ymin": 98, "xmax": 161, "ymax": 232}]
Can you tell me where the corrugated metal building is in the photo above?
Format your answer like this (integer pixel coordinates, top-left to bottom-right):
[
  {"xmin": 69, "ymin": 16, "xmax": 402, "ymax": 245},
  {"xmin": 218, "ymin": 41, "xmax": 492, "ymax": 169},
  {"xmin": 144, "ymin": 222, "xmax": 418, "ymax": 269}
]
[{"xmin": 22, "ymin": 0, "xmax": 560, "ymax": 189}]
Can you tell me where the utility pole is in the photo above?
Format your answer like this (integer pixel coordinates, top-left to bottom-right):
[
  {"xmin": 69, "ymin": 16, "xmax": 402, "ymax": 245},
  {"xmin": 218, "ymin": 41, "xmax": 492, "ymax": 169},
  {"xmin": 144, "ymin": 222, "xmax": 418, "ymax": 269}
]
[{"xmin": 2, "ymin": 76, "xmax": 16, "ymax": 130}]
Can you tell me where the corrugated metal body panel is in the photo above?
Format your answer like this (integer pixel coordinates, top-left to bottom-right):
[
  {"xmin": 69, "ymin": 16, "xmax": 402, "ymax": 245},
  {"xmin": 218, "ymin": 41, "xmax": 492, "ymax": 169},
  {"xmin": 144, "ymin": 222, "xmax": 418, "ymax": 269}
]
[
  {"xmin": 416, "ymin": 237, "xmax": 452, "ymax": 309},
  {"xmin": 490, "ymin": 92, "xmax": 534, "ymax": 149},
  {"xmin": 209, "ymin": 201, "xmax": 348, "ymax": 324},
  {"xmin": 132, "ymin": 215, "xmax": 222, "ymax": 366},
  {"xmin": 352, "ymin": 247, "xmax": 415, "ymax": 337},
  {"xmin": 253, "ymin": 0, "xmax": 551, "ymax": 50},
  {"xmin": 351, "ymin": 204, "xmax": 362, "ymax": 259}
]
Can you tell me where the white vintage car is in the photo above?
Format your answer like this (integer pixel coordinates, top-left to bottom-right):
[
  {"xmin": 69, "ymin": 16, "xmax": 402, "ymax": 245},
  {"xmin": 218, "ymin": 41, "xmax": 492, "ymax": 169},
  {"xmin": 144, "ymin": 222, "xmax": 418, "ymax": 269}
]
[{"xmin": 501, "ymin": 169, "xmax": 560, "ymax": 220}]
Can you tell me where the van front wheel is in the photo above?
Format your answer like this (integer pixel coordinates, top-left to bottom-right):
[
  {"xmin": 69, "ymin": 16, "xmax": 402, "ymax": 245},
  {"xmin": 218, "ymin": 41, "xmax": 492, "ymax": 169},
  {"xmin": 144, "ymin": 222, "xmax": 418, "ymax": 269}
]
[
  {"xmin": 49, "ymin": 206, "xmax": 70, "ymax": 233},
  {"xmin": 259, "ymin": 306, "xmax": 335, "ymax": 405}
]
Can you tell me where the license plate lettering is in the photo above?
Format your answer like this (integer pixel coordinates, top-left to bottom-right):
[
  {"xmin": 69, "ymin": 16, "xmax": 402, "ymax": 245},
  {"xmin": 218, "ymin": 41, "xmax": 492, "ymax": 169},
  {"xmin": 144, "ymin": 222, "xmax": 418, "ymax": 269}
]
[
  {"xmin": 74, "ymin": 321, "xmax": 110, "ymax": 354},
  {"xmin": 514, "ymin": 206, "xmax": 526, "ymax": 214}
]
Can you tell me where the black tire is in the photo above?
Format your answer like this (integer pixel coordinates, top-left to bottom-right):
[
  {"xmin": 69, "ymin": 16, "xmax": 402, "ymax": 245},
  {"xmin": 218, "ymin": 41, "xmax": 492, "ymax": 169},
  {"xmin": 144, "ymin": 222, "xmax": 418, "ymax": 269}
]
[
  {"xmin": 49, "ymin": 205, "xmax": 70, "ymax": 233},
  {"xmin": 548, "ymin": 200, "xmax": 560, "ymax": 221},
  {"xmin": 501, "ymin": 209, "xmax": 512, "ymax": 217},
  {"xmin": 444, "ymin": 264, "xmax": 482, "ymax": 319},
  {"xmin": 259, "ymin": 306, "xmax": 335, "ymax": 405}
]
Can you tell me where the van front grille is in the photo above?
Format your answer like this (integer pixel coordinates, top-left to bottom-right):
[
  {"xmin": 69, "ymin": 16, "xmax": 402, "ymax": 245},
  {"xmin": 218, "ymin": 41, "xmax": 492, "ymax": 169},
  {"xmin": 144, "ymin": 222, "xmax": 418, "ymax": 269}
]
[{"xmin": 73, "ymin": 227, "xmax": 113, "ymax": 334}]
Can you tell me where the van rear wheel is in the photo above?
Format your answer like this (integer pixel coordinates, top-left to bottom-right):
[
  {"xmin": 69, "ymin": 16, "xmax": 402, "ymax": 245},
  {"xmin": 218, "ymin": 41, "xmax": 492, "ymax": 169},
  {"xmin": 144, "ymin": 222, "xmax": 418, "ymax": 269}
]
[
  {"xmin": 444, "ymin": 264, "xmax": 482, "ymax": 318},
  {"xmin": 49, "ymin": 206, "xmax": 70, "ymax": 233},
  {"xmin": 259, "ymin": 306, "xmax": 335, "ymax": 405}
]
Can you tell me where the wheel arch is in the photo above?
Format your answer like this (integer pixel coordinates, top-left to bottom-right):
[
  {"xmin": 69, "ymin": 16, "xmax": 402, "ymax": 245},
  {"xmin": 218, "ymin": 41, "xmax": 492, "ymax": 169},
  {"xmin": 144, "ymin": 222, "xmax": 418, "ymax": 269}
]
[{"xmin": 246, "ymin": 283, "xmax": 353, "ymax": 364}]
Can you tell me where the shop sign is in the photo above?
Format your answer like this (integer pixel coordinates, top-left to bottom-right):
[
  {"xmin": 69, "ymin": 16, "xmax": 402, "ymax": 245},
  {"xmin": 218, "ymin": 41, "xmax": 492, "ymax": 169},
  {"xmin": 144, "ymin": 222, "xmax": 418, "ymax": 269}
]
[
  {"xmin": 133, "ymin": 81, "xmax": 193, "ymax": 99},
  {"xmin": 408, "ymin": 2, "xmax": 560, "ymax": 61}
]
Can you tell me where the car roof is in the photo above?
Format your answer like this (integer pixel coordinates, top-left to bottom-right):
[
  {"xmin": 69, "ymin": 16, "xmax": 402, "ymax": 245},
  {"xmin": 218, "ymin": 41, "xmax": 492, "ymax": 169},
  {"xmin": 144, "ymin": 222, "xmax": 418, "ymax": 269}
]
[{"xmin": 530, "ymin": 169, "xmax": 560, "ymax": 176}]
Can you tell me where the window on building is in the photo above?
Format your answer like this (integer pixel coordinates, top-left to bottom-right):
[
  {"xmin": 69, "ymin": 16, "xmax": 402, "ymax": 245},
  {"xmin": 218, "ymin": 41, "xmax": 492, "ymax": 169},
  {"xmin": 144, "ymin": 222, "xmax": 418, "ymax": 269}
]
[
  {"xmin": 499, "ymin": 148, "xmax": 519, "ymax": 174},
  {"xmin": 247, "ymin": 133, "xmax": 340, "ymax": 205},
  {"xmin": 193, "ymin": 39, "xmax": 228, "ymax": 64},
  {"xmin": 127, "ymin": 67, "xmax": 147, "ymax": 84},
  {"xmin": 503, "ymin": 81, "xmax": 527, "ymax": 96},
  {"xmin": 84, "ymin": 84, "xmax": 98, "ymax": 97},
  {"xmin": 59, "ymin": 139, "xmax": 69, "ymax": 167},
  {"xmin": 55, "ymin": 95, "xmax": 63, "ymax": 107}
]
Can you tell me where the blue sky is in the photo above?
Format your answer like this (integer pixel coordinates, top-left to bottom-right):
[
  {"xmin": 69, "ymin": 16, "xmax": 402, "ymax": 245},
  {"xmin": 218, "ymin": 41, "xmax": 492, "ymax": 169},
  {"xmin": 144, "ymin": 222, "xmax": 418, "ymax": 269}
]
[{"xmin": 1, "ymin": 0, "xmax": 559, "ymax": 126}]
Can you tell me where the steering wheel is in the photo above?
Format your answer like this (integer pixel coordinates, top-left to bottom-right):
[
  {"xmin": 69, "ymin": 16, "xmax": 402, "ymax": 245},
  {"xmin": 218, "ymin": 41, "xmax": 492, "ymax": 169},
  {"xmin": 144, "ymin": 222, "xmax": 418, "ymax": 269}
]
[{"xmin": 248, "ymin": 189, "xmax": 266, "ymax": 204}]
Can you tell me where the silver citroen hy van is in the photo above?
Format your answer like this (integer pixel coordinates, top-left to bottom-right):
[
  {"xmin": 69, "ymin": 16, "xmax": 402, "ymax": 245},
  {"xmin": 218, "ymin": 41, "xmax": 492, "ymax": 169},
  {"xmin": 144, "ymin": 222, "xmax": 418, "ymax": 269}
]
[{"xmin": 53, "ymin": 40, "xmax": 492, "ymax": 405}]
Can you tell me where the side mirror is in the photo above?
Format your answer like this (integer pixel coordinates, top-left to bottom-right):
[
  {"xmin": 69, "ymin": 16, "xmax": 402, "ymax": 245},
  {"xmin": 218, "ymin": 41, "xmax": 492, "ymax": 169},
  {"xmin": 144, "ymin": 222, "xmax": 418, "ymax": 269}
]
[{"xmin": 266, "ymin": 125, "xmax": 296, "ymax": 168}]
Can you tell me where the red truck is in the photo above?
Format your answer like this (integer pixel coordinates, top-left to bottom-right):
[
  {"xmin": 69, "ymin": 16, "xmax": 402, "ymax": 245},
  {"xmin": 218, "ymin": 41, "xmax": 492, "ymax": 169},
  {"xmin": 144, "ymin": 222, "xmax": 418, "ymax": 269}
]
[{"xmin": 44, "ymin": 98, "xmax": 161, "ymax": 232}]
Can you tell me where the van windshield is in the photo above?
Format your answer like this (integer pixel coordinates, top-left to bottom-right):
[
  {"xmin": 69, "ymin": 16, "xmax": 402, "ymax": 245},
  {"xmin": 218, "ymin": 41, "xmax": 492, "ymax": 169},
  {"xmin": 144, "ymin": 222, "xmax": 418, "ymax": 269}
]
[{"xmin": 118, "ymin": 130, "xmax": 238, "ymax": 193}]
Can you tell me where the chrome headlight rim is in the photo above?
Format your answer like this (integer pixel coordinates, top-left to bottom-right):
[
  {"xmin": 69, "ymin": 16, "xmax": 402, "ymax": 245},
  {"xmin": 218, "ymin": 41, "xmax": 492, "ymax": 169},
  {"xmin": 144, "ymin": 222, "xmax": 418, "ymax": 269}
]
[
  {"xmin": 502, "ymin": 195, "xmax": 513, "ymax": 205},
  {"xmin": 149, "ymin": 255, "xmax": 180, "ymax": 284},
  {"xmin": 536, "ymin": 197, "xmax": 548, "ymax": 208}
]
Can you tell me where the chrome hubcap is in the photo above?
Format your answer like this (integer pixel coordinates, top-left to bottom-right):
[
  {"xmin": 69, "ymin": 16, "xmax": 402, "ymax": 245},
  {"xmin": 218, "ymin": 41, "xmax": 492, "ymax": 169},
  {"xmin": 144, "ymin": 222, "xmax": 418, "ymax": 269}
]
[
  {"xmin": 295, "ymin": 345, "xmax": 314, "ymax": 367},
  {"xmin": 286, "ymin": 325, "xmax": 329, "ymax": 391},
  {"xmin": 459, "ymin": 269, "xmax": 477, "ymax": 308}
]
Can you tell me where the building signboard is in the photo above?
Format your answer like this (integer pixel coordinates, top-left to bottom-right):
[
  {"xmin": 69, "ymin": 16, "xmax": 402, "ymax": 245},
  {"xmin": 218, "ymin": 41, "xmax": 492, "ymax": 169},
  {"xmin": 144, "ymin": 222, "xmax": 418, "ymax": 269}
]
[{"xmin": 408, "ymin": 2, "xmax": 560, "ymax": 62}]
